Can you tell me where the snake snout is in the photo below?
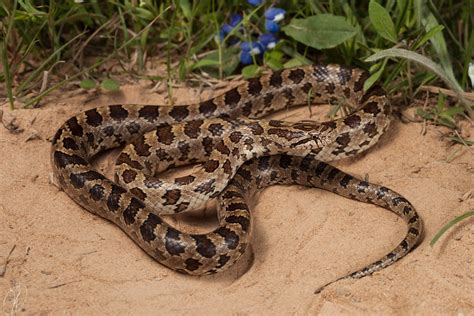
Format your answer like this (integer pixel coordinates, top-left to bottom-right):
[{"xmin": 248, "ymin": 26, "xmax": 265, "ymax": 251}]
[{"xmin": 309, "ymin": 129, "xmax": 335, "ymax": 149}]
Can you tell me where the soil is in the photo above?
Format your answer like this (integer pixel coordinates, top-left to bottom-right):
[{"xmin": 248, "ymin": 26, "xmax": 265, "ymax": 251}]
[{"xmin": 0, "ymin": 83, "xmax": 473, "ymax": 315}]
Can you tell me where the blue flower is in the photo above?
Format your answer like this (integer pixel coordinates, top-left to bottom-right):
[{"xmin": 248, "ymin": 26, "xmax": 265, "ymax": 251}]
[
  {"xmin": 263, "ymin": 8, "xmax": 286, "ymax": 33},
  {"xmin": 240, "ymin": 41, "xmax": 264, "ymax": 54},
  {"xmin": 240, "ymin": 52, "xmax": 253, "ymax": 65},
  {"xmin": 265, "ymin": 20, "xmax": 280, "ymax": 33},
  {"xmin": 229, "ymin": 13, "xmax": 243, "ymax": 28},
  {"xmin": 240, "ymin": 41, "xmax": 264, "ymax": 64},
  {"xmin": 221, "ymin": 13, "xmax": 243, "ymax": 35},
  {"xmin": 258, "ymin": 33, "xmax": 278, "ymax": 50},
  {"xmin": 247, "ymin": 0, "xmax": 263, "ymax": 6},
  {"xmin": 221, "ymin": 24, "xmax": 233, "ymax": 34},
  {"xmin": 214, "ymin": 29, "xmax": 226, "ymax": 43},
  {"xmin": 264, "ymin": 7, "xmax": 286, "ymax": 22}
]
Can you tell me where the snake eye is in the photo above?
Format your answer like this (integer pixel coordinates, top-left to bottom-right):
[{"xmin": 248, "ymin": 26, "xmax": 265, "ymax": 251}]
[{"xmin": 289, "ymin": 138, "xmax": 313, "ymax": 148}]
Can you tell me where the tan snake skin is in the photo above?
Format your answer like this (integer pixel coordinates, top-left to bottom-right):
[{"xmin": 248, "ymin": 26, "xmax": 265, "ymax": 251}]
[{"xmin": 51, "ymin": 64, "xmax": 422, "ymax": 283}]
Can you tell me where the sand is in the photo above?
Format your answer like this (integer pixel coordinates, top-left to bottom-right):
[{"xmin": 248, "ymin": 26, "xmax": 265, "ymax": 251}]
[{"xmin": 0, "ymin": 84, "xmax": 473, "ymax": 315}]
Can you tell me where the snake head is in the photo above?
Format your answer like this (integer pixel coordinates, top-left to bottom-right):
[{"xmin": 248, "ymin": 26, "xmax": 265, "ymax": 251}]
[{"xmin": 287, "ymin": 121, "xmax": 336, "ymax": 153}]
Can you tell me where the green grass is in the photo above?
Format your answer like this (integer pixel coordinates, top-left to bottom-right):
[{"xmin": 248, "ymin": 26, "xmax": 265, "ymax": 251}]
[
  {"xmin": 0, "ymin": 1, "xmax": 472, "ymax": 120},
  {"xmin": 431, "ymin": 209, "xmax": 474, "ymax": 246}
]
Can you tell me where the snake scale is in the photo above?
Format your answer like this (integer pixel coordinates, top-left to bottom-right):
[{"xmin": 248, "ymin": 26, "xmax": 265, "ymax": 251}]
[{"xmin": 51, "ymin": 64, "xmax": 422, "ymax": 284}]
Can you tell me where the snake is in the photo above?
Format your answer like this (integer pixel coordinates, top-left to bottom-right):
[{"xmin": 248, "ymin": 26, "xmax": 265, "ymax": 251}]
[{"xmin": 51, "ymin": 64, "xmax": 422, "ymax": 283}]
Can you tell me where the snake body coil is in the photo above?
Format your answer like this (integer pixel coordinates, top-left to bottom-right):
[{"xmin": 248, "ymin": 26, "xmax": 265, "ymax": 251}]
[{"xmin": 51, "ymin": 64, "xmax": 422, "ymax": 279}]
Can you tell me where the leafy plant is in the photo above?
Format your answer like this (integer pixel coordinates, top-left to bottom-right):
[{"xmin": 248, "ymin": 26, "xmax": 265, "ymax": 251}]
[{"xmin": 0, "ymin": 0, "xmax": 473, "ymax": 132}]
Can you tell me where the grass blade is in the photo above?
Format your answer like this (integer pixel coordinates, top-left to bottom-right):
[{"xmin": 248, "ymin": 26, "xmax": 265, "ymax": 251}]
[
  {"xmin": 366, "ymin": 48, "xmax": 473, "ymax": 118},
  {"xmin": 24, "ymin": 6, "xmax": 171, "ymax": 107},
  {"xmin": 15, "ymin": 31, "xmax": 87, "ymax": 97},
  {"xmin": 2, "ymin": 0, "xmax": 17, "ymax": 109},
  {"xmin": 431, "ymin": 210, "xmax": 474, "ymax": 246}
]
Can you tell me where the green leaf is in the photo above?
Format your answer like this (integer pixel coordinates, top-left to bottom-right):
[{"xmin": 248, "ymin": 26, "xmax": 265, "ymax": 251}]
[
  {"xmin": 178, "ymin": 0, "xmax": 192, "ymax": 19},
  {"xmin": 80, "ymin": 79, "xmax": 96, "ymax": 90},
  {"xmin": 192, "ymin": 58, "xmax": 221, "ymax": 69},
  {"xmin": 442, "ymin": 106, "xmax": 466, "ymax": 117},
  {"xmin": 266, "ymin": 59, "xmax": 283, "ymax": 71},
  {"xmin": 423, "ymin": 14, "xmax": 455, "ymax": 83},
  {"xmin": 413, "ymin": 24, "xmax": 444, "ymax": 50},
  {"xmin": 192, "ymin": 47, "xmax": 240, "ymax": 77},
  {"xmin": 363, "ymin": 59, "xmax": 387, "ymax": 91},
  {"xmin": 282, "ymin": 14, "xmax": 356, "ymax": 50},
  {"xmin": 368, "ymin": 0, "xmax": 398, "ymax": 43},
  {"xmin": 283, "ymin": 58, "xmax": 306, "ymax": 68},
  {"xmin": 134, "ymin": 7, "xmax": 154, "ymax": 21},
  {"xmin": 242, "ymin": 65, "xmax": 260, "ymax": 79},
  {"xmin": 264, "ymin": 50, "xmax": 284, "ymax": 70},
  {"xmin": 437, "ymin": 117, "xmax": 456, "ymax": 129},
  {"xmin": 101, "ymin": 79, "xmax": 120, "ymax": 91}
]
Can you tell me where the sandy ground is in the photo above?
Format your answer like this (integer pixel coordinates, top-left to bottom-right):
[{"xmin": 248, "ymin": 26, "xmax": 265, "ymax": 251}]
[{"xmin": 0, "ymin": 84, "xmax": 473, "ymax": 315}]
